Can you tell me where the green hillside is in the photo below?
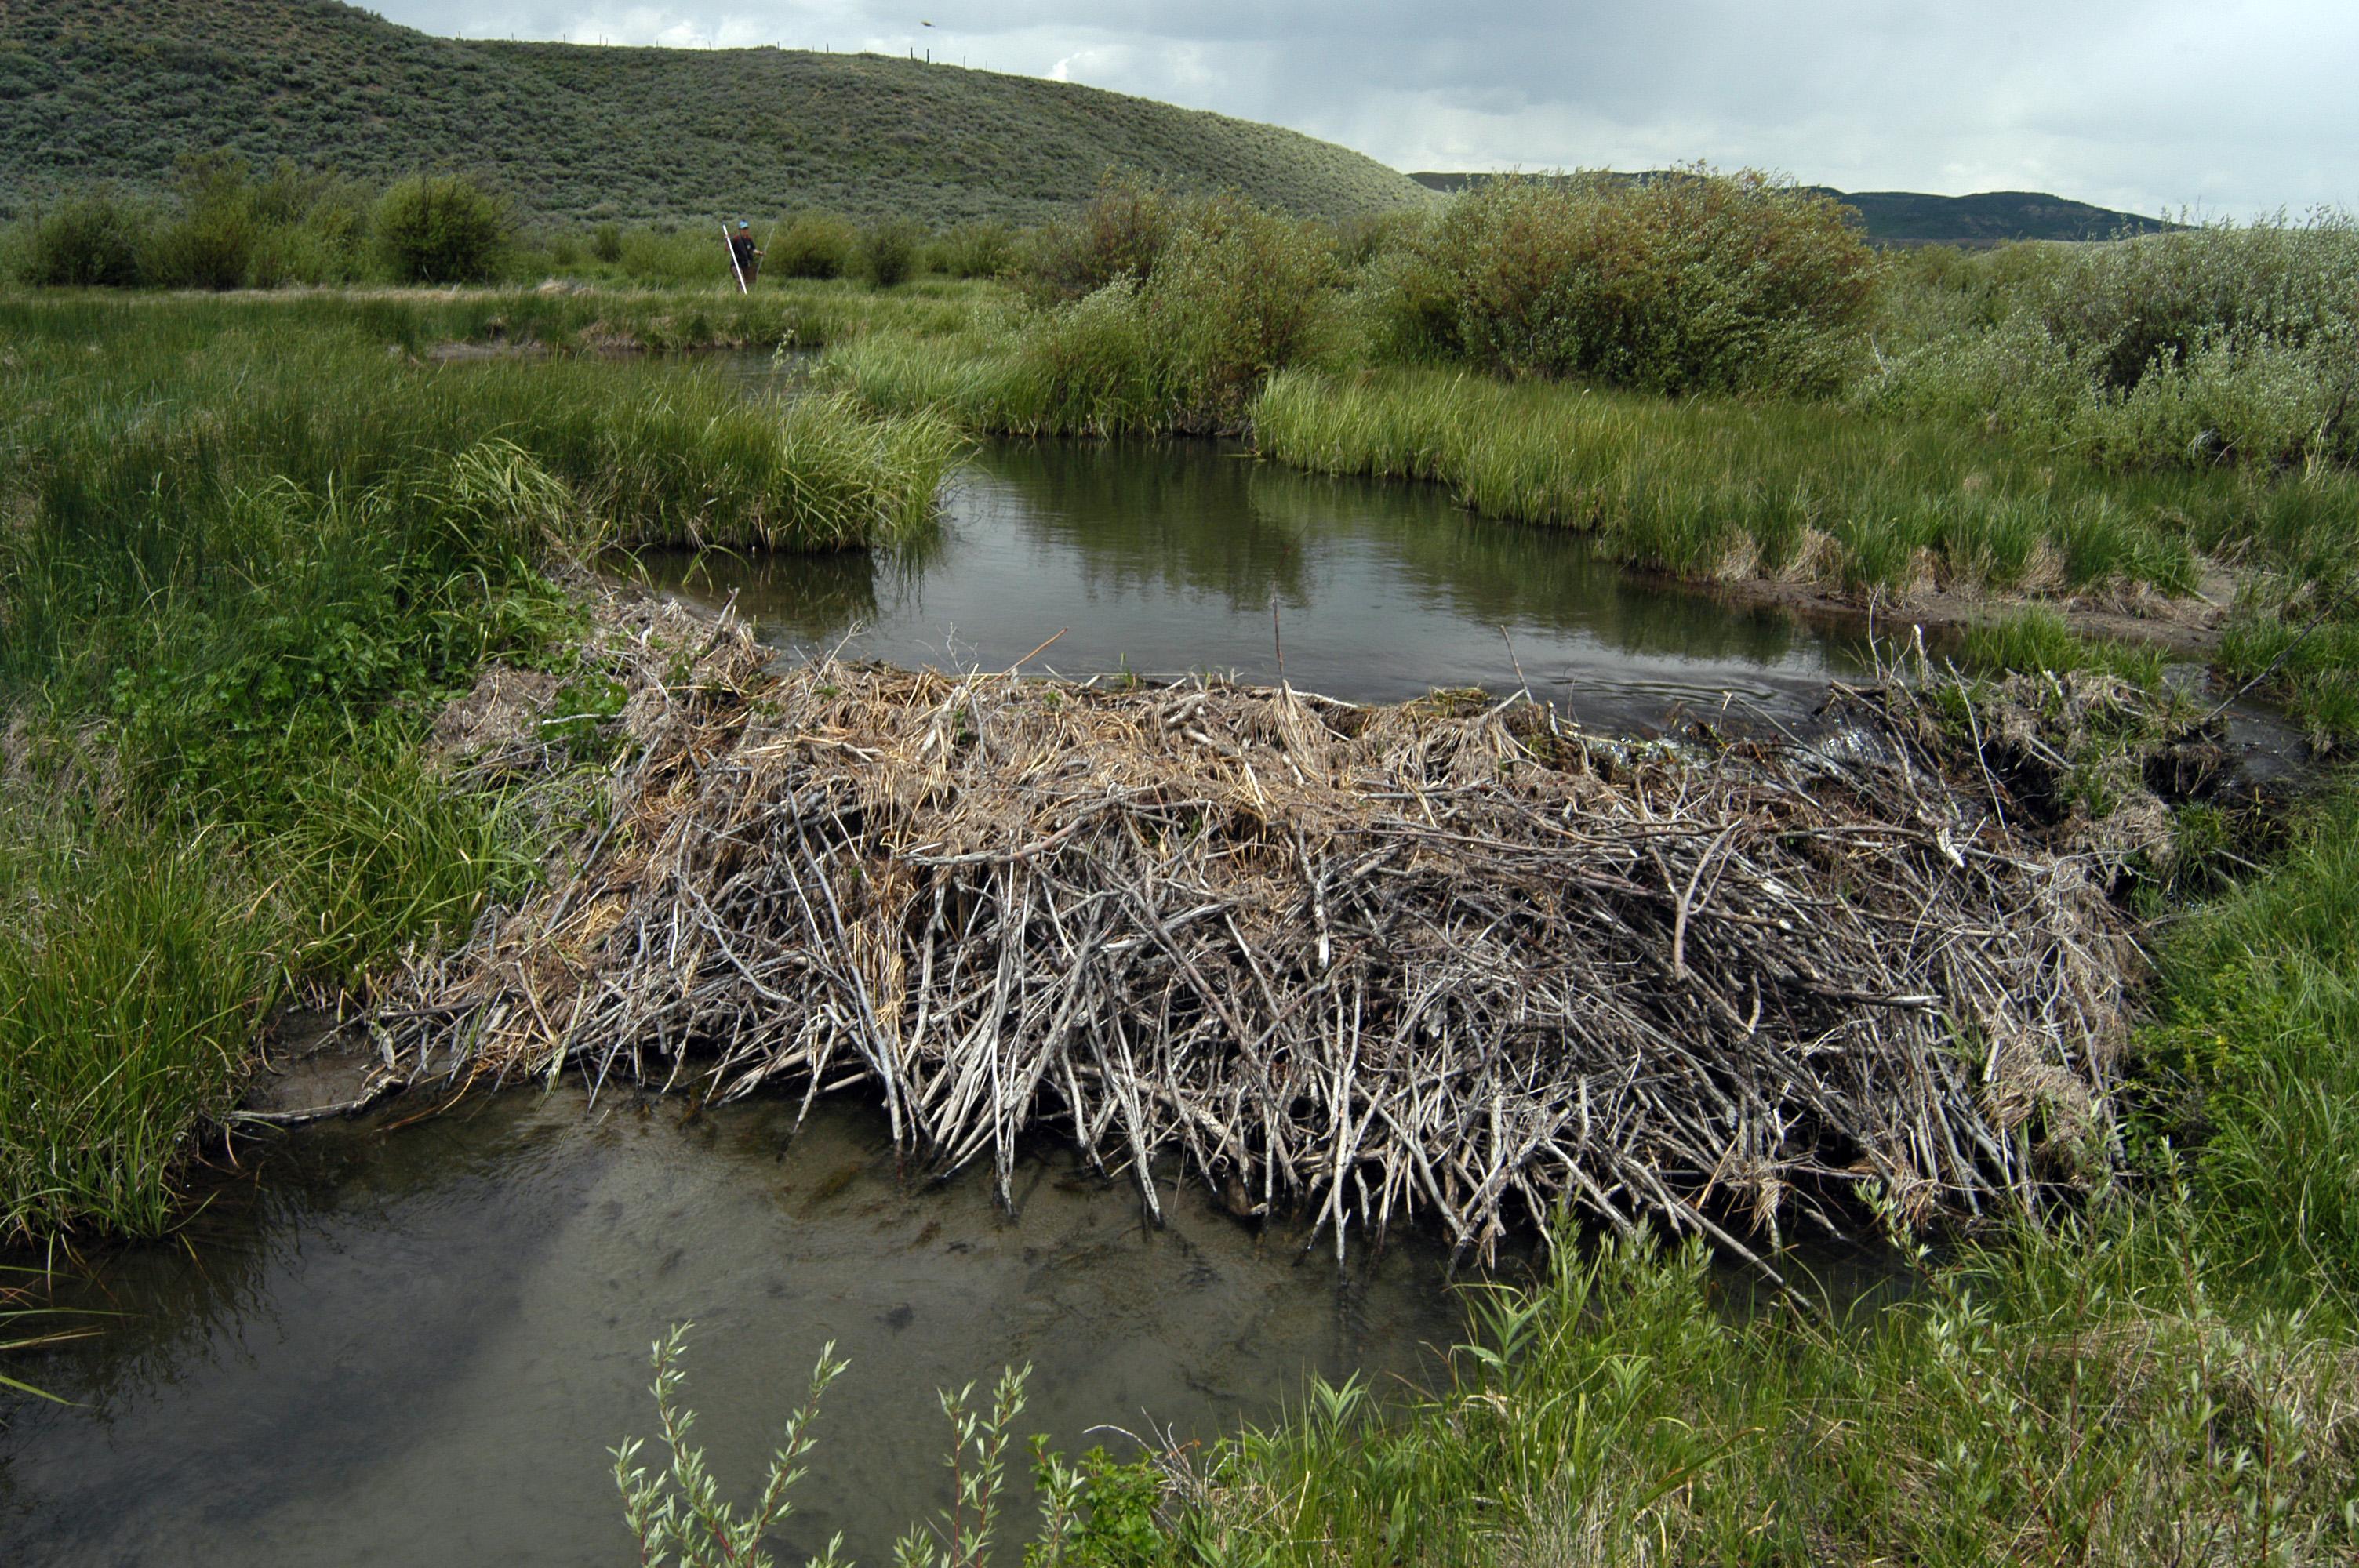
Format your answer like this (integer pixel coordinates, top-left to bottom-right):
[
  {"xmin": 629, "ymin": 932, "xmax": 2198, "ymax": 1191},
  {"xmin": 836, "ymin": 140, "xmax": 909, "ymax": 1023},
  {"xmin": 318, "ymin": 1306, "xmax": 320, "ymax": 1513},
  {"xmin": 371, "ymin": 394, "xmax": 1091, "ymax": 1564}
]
[
  {"xmin": 1410, "ymin": 172, "xmax": 2167, "ymax": 247},
  {"xmin": 1806, "ymin": 187, "xmax": 2169, "ymax": 246},
  {"xmin": 0, "ymin": 0, "xmax": 1434, "ymax": 225}
]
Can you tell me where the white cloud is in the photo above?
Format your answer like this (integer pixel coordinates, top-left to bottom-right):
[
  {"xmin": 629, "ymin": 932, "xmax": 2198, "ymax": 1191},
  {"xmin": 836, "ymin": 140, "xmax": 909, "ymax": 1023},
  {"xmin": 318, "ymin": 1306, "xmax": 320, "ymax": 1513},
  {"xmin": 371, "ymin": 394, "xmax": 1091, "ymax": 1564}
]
[{"xmin": 374, "ymin": 1, "xmax": 2358, "ymax": 216}]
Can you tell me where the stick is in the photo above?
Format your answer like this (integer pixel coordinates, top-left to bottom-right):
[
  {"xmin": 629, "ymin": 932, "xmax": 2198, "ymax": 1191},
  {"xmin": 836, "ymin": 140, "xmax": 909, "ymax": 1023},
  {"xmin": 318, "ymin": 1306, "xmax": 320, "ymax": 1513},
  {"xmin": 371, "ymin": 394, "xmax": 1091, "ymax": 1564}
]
[{"xmin": 721, "ymin": 223, "xmax": 747, "ymax": 294}]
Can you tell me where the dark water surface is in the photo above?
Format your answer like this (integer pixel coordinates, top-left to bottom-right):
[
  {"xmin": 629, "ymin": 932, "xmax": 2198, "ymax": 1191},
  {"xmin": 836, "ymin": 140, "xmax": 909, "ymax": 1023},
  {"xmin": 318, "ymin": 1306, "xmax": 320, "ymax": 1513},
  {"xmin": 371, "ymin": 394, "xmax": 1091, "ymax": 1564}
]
[
  {"xmin": 2, "ymin": 429, "xmax": 1896, "ymax": 1566},
  {"xmin": 635, "ymin": 439, "xmax": 1873, "ymax": 728},
  {"xmin": 0, "ymin": 1091, "xmax": 1470, "ymax": 1566}
]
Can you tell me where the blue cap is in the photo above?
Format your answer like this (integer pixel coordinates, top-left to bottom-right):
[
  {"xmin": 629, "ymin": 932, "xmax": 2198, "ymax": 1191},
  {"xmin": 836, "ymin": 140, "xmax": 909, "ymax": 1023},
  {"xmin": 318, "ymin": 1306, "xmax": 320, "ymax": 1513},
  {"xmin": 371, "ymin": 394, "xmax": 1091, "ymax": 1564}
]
[{"xmin": 738, "ymin": 220, "xmax": 750, "ymax": 230}]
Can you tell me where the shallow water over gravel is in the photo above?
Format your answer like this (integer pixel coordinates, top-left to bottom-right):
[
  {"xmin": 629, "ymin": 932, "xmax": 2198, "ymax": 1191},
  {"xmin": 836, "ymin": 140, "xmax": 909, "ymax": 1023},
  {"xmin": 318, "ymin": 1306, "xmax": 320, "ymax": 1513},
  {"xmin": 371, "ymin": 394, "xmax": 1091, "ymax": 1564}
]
[{"xmin": 0, "ymin": 1091, "xmax": 1474, "ymax": 1566}]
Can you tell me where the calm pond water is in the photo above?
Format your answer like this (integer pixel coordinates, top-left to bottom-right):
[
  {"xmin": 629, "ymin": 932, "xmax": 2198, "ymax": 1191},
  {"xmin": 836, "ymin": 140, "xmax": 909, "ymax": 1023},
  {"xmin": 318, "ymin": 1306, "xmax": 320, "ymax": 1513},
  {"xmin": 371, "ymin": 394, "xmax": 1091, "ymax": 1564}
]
[
  {"xmin": 0, "ymin": 1091, "xmax": 1472, "ymax": 1566},
  {"xmin": 1, "ymin": 430, "xmax": 1895, "ymax": 1566},
  {"xmin": 634, "ymin": 439, "xmax": 1873, "ymax": 728}
]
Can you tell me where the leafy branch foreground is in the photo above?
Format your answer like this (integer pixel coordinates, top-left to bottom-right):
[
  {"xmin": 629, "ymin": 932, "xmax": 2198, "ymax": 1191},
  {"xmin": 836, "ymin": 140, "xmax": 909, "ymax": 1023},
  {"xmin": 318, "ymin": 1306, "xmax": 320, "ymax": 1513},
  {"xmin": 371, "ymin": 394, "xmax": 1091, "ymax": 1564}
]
[
  {"xmin": 620, "ymin": 1207, "xmax": 2359, "ymax": 1568},
  {"xmin": 615, "ymin": 1327, "xmax": 1160, "ymax": 1568}
]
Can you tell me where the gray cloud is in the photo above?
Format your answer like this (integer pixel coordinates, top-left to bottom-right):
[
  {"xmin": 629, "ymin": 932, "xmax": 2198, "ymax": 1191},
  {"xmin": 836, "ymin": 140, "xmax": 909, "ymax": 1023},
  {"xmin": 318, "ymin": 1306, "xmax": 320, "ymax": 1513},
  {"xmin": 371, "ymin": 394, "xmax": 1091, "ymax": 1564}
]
[{"xmin": 368, "ymin": 0, "xmax": 2357, "ymax": 215}]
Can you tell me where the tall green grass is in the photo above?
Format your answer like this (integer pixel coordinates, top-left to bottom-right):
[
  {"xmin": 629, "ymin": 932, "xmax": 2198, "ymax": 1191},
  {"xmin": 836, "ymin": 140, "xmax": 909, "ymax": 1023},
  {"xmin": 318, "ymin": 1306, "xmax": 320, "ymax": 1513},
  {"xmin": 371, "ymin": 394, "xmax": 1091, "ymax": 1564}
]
[
  {"xmin": 1180, "ymin": 1217, "xmax": 2357, "ymax": 1566},
  {"xmin": 0, "ymin": 292, "xmax": 962, "ymax": 1237},
  {"xmin": 1251, "ymin": 367, "xmax": 2249, "ymax": 594},
  {"xmin": 0, "ymin": 810, "xmax": 272, "ymax": 1238},
  {"xmin": 0, "ymin": 277, "xmax": 987, "ymax": 356},
  {"xmin": 2144, "ymin": 782, "xmax": 2359, "ymax": 1301}
]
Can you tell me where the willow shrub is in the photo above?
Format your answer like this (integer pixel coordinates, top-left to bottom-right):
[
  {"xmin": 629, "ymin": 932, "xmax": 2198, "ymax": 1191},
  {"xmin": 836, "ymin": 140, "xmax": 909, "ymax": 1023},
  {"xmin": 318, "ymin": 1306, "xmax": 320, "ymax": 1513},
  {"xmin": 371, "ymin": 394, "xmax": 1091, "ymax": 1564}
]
[
  {"xmin": 928, "ymin": 219, "xmax": 1019, "ymax": 281},
  {"xmin": 1015, "ymin": 169, "xmax": 1180, "ymax": 307},
  {"xmin": 376, "ymin": 172, "xmax": 506, "ymax": 284},
  {"xmin": 2040, "ymin": 214, "xmax": 2359, "ymax": 393},
  {"xmin": 769, "ymin": 210, "xmax": 860, "ymax": 281},
  {"xmin": 140, "ymin": 152, "xmax": 261, "ymax": 291},
  {"xmin": 834, "ymin": 193, "xmax": 1337, "ymax": 436},
  {"xmin": 1860, "ymin": 216, "xmax": 2359, "ymax": 471},
  {"xmin": 1142, "ymin": 195, "xmax": 1339, "ymax": 426},
  {"xmin": 1372, "ymin": 169, "xmax": 1877, "ymax": 396},
  {"xmin": 857, "ymin": 219, "xmax": 926, "ymax": 289},
  {"xmin": 12, "ymin": 191, "xmax": 148, "ymax": 286}
]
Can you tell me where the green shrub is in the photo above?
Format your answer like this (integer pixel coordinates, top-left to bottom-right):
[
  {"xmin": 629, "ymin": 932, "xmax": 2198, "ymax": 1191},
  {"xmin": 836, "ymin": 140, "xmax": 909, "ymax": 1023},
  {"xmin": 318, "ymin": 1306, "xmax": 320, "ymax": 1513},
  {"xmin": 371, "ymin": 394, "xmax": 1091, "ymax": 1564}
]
[
  {"xmin": 2040, "ymin": 216, "xmax": 2359, "ymax": 391},
  {"xmin": 857, "ymin": 218, "xmax": 926, "ymax": 288},
  {"xmin": 246, "ymin": 222, "xmax": 367, "ymax": 289},
  {"xmin": 376, "ymin": 172, "xmax": 505, "ymax": 284},
  {"xmin": 1381, "ymin": 169, "xmax": 1877, "ymax": 395},
  {"xmin": 1145, "ymin": 195, "xmax": 1339, "ymax": 425},
  {"xmin": 930, "ymin": 219, "xmax": 1019, "ymax": 279},
  {"xmin": 16, "ymin": 191, "xmax": 147, "ymax": 286},
  {"xmin": 1016, "ymin": 170, "xmax": 1179, "ymax": 307},
  {"xmin": 769, "ymin": 210, "xmax": 858, "ymax": 280},
  {"xmin": 854, "ymin": 194, "xmax": 1339, "ymax": 435},
  {"xmin": 613, "ymin": 227, "xmax": 714, "ymax": 286},
  {"xmin": 1859, "ymin": 216, "xmax": 2359, "ymax": 471},
  {"xmin": 1330, "ymin": 207, "xmax": 1430, "ymax": 271},
  {"xmin": 141, "ymin": 153, "xmax": 260, "ymax": 290},
  {"xmin": 591, "ymin": 222, "xmax": 623, "ymax": 263}
]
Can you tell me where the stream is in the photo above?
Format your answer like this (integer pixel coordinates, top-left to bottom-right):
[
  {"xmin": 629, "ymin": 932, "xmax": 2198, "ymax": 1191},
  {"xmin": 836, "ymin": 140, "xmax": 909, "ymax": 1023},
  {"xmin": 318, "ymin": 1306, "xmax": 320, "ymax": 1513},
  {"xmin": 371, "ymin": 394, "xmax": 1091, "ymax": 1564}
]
[
  {"xmin": 3, "ymin": 430, "xmax": 1899, "ymax": 1566},
  {"xmin": 633, "ymin": 436, "xmax": 1874, "ymax": 722},
  {"xmin": 0, "ymin": 1092, "xmax": 1474, "ymax": 1566}
]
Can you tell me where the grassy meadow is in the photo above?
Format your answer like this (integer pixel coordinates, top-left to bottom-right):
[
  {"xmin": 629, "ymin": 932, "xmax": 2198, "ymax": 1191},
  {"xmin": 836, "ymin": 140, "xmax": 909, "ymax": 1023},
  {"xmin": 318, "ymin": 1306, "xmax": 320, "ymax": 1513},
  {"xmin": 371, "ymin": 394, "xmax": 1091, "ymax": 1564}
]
[
  {"xmin": 5, "ymin": 162, "xmax": 2359, "ymax": 1563},
  {"xmin": 0, "ymin": 287, "xmax": 959, "ymax": 1237}
]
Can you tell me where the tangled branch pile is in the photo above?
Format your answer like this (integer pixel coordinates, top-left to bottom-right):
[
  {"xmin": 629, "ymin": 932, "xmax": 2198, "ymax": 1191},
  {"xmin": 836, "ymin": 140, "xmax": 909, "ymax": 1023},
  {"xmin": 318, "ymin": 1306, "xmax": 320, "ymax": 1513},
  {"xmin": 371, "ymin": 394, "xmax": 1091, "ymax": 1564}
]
[{"xmin": 383, "ymin": 597, "xmax": 2143, "ymax": 1269}]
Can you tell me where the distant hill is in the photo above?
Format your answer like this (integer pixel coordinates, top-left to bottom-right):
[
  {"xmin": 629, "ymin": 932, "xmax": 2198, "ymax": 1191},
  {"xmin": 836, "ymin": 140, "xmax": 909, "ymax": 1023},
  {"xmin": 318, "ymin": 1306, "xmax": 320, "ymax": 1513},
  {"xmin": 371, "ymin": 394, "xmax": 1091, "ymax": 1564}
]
[
  {"xmin": 1409, "ymin": 172, "xmax": 2168, "ymax": 247},
  {"xmin": 0, "ymin": 1, "xmax": 1435, "ymax": 225}
]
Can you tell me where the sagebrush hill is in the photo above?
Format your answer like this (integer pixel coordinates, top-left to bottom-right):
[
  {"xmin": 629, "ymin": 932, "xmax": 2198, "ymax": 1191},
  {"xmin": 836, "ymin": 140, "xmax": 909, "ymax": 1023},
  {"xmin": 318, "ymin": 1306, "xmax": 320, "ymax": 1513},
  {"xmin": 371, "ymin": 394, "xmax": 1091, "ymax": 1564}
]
[
  {"xmin": 0, "ymin": 0, "xmax": 1434, "ymax": 225},
  {"xmin": 1410, "ymin": 172, "xmax": 2168, "ymax": 248}
]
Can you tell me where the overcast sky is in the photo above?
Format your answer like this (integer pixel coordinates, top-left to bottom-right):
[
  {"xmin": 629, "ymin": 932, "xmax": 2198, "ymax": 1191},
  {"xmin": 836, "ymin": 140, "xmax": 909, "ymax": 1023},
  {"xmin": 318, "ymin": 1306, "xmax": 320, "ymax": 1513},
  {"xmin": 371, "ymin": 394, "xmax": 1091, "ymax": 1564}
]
[{"xmin": 367, "ymin": 2, "xmax": 2354, "ymax": 217}]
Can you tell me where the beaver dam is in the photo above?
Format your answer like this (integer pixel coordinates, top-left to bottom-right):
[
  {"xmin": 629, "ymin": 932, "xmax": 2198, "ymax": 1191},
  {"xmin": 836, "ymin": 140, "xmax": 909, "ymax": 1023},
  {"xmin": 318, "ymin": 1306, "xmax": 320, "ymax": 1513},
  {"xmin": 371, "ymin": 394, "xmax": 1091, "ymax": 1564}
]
[{"xmin": 379, "ymin": 593, "xmax": 2157, "ymax": 1272}]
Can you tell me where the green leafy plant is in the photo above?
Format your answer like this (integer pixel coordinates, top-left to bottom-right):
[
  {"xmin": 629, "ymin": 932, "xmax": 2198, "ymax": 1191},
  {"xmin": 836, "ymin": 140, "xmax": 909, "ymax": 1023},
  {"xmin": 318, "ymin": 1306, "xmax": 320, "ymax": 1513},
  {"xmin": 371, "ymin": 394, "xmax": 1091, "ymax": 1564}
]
[
  {"xmin": 859, "ymin": 220, "xmax": 927, "ymax": 289},
  {"xmin": 772, "ymin": 212, "xmax": 860, "ymax": 281},
  {"xmin": 892, "ymin": 1366, "xmax": 1029, "ymax": 1568},
  {"xmin": 376, "ymin": 172, "xmax": 505, "ymax": 284},
  {"xmin": 1016, "ymin": 171, "xmax": 1179, "ymax": 307},
  {"xmin": 16, "ymin": 191, "xmax": 147, "ymax": 286},
  {"xmin": 141, "ymin": 151, "xmax": 260, "ymax": 290},
  {"xmin": 1378, "ymin": 168, "xmax": 1875, "ymax": 395},
  {"xmin": 611, "ymin": 1337, "xmax": 1170, "ymax": 1568},
  {"xmin": 612, "ymin": 1325, "xmax": 852, "ymax": 1568}
]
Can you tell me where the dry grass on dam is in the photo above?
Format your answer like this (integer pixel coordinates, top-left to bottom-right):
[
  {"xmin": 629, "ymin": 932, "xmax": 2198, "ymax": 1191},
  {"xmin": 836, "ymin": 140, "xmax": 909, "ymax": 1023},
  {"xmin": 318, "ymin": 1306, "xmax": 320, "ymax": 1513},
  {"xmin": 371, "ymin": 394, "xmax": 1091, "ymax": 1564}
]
[{"xmin": 376, "ymin": 593, "xmax": 2172, "ymax": 1268}]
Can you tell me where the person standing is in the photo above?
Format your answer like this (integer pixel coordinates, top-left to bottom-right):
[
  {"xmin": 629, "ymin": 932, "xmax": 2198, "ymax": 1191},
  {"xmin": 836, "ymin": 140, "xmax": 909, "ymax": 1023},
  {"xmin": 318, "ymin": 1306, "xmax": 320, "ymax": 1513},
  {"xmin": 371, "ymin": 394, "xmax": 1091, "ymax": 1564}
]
[{"xmin": 729, "ymin": 220, "xmax": 763, "ymax": 289}]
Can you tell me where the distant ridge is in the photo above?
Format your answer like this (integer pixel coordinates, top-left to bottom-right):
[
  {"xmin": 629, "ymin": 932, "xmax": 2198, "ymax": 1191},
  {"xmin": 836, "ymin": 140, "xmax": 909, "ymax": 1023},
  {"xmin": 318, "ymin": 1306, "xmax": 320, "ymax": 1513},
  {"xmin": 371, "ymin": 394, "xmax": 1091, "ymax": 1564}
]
[
  {"xmin": 0, "ymin": 0, "xmax": 1434, "ymax": 224},
  {"xmin": 1409, "ymin": 172, "xmax": 2168, "ymax": 247}
]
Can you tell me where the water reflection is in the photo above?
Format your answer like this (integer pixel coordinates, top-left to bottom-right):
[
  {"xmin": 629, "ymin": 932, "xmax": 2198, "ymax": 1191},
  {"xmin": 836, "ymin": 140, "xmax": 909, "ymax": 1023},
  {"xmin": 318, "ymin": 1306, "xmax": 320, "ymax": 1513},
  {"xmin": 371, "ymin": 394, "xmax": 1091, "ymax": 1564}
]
[
  {"xmin": 0, "ymin": 1093, "xmax": 1469, "ymax": 1568},
  {"xmin": 633, "ymin": 440, "xmax": 1870, "ymax": 726}
]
